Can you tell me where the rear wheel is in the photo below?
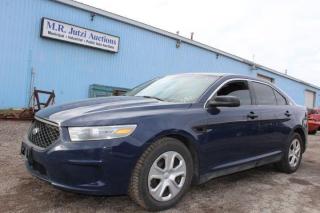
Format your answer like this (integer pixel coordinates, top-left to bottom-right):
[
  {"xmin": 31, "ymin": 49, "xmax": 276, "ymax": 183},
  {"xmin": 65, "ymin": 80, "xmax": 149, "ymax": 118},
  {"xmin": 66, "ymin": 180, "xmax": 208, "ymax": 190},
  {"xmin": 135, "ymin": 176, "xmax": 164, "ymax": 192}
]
[
  {"xmin": 276, "ymin": 133, "xmax": 303, "ymax": 173},
  {"xmin": 128, "ymin": 137, "xmax": 193, "ymax": 211},
  {"xmin": 309, "ymin": 130, "xmax": 317, "ymax": 135}
]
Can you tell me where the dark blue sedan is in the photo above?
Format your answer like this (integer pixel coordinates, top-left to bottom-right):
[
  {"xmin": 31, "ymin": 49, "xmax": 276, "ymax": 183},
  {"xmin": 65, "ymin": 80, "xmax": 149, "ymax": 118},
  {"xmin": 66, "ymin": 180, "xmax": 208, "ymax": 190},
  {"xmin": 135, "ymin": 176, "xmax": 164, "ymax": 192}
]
[{"xmin": 21, "ymin": 73, "xmax": 308, "ymax": 211}]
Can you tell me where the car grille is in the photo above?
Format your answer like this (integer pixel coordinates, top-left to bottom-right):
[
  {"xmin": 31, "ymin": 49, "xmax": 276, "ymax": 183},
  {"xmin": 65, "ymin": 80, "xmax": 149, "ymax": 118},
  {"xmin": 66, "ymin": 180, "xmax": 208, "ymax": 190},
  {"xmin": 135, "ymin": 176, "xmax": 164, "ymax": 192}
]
[{"xmin": 28, "ymin": 119, "xmax": 60, "ymax": 148}]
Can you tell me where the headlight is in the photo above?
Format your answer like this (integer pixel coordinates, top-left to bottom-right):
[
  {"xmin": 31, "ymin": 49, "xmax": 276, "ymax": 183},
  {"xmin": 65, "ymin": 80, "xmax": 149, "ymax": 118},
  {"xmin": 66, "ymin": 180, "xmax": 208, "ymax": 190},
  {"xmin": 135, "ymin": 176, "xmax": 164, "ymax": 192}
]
[{"xmin": 68, "ymin": 125, "xmax": 137, "ymax": 141}]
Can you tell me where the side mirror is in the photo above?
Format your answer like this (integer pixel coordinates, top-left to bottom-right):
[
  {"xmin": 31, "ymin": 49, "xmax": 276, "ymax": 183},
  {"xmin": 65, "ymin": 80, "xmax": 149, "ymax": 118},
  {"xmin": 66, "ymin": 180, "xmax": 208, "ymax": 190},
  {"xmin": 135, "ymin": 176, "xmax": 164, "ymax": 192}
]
[{"xmin": 207, "ymin": 96, "xmax": 240, "ymax": 108}]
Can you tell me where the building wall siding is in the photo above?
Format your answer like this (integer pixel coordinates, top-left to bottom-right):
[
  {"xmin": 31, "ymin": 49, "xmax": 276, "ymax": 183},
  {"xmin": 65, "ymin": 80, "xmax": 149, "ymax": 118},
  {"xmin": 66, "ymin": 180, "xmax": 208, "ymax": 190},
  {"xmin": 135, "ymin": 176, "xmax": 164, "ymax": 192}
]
[{"xmin": 0, "ymin": 0, "xmax": 319, "ymax": 108}]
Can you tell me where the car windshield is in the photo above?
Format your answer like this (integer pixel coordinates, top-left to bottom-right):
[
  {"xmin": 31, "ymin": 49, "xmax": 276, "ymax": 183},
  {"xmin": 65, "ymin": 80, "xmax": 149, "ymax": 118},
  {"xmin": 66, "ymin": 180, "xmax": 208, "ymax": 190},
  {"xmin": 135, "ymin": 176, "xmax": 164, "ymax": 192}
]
[{"xmin": 126, "ymin": 74, "xmax": 219, "ymax": 103}]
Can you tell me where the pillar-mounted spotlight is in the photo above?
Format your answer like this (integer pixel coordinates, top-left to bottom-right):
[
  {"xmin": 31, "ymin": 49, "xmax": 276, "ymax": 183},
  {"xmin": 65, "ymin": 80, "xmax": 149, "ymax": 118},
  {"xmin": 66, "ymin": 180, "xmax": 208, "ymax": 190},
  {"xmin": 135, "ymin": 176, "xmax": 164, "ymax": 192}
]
[
  {"xmin": 90, "ymin": 13, "xmax": 96, "ymax": 21},
  {"xmin": 176, "ymin": 40, "xmax": 181, "ymax": 48}
]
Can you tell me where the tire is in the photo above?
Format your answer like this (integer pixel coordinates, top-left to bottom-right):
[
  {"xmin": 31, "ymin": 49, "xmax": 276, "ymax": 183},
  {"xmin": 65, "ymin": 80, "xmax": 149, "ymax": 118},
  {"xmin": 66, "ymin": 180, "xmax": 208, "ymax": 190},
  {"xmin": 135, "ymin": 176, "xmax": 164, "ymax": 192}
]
[
  {"xmin": 276, "ymin": 133, "xmax": 303, "ymax": 173},
  {"xmin": 128, "ymin": 137, "xmax": 193, "ymax": 211},
  {"xmin": 309, "ymin": 130, "xmax": 317, "ymax": 135}
]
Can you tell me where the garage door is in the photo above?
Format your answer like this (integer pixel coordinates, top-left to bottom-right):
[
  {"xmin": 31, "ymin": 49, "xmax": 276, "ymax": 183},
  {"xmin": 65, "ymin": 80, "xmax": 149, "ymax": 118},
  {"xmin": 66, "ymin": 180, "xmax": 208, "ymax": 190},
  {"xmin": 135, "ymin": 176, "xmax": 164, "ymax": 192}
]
[{"xmin": 305, "ymin": 90, "xmax": 315, "ymax": 108}]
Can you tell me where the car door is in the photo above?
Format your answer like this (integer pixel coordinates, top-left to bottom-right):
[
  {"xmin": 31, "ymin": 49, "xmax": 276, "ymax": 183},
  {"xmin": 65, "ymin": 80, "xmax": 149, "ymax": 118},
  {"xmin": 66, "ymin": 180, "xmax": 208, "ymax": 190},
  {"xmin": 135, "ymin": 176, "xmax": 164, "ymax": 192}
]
[
  {"xmin": 201, "ymin": 80, "xmax": 261, "ymax": 172},
  {"xmin": 250, "ymin": 81, "xmax": 292, "ymax": 154},
  {"xmin": 273, "ymin": 89, "xmax": 294, "ymax": 143}
]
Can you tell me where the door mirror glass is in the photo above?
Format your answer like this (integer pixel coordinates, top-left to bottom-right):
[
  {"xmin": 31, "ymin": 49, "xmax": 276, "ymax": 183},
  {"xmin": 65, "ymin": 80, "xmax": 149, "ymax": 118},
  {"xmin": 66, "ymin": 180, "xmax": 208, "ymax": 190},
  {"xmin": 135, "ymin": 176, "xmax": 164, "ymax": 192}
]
[{"xmin": 208, "ymin": 96, "xmax": 240, "ymax": 108}]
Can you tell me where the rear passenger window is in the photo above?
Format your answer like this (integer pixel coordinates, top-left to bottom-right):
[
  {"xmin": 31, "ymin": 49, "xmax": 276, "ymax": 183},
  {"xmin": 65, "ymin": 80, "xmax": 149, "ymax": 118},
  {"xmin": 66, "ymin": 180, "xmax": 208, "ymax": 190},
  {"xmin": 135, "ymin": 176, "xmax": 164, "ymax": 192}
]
[
  {"xmin": 216, "ymin": 81, "xmax": 252, "ymax": 105},
  {"xmin": 252, "ymin": 82, "xmax": 277, "ymax": 105},
  {"xmin": 274, "ymin": 90, "xmax": 287, "ymax": 105}
]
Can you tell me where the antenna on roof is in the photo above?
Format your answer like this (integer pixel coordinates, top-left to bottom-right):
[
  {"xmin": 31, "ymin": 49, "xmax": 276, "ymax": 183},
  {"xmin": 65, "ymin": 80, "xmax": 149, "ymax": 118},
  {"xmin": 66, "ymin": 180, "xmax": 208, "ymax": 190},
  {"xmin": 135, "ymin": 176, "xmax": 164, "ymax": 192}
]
[
  {"xmin": 190, "ymin": 32, "xmax": 194, "ymax": 40},
  {"xmin": 285, "ymin": 69, "xmax": 288, "ymax": 75},
  {"xmin": 176, "ymin": 31, "xmax": 180, "ymax": 35}
]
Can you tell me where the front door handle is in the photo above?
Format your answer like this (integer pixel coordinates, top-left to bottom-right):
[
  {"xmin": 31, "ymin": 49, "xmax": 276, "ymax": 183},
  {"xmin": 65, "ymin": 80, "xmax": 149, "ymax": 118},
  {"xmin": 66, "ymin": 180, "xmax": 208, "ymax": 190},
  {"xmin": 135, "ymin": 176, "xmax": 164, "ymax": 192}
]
[
  {"xmin": 285, "ymin": 111, "xmax": 292, "ymax": 117},
  {"xmin": 247, "ymin": 112, "xmax": 258, "ymax": 119}
]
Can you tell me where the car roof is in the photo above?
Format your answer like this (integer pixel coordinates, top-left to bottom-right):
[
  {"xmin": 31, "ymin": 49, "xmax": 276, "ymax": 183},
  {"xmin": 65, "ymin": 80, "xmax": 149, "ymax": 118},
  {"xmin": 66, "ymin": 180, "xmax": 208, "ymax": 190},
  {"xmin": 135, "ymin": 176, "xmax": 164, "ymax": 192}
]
[{"xmin": 170, "ymin": 72, "xmax": 261, "ymax": 81}]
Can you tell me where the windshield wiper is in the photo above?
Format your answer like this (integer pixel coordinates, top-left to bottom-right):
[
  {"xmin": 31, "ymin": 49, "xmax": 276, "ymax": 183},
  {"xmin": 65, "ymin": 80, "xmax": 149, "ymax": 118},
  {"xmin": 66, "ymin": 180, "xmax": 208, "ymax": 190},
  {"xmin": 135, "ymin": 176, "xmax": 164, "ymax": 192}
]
[{"xmin": 140, "ymin": 96, "xmax": 164, "ymax": 101}]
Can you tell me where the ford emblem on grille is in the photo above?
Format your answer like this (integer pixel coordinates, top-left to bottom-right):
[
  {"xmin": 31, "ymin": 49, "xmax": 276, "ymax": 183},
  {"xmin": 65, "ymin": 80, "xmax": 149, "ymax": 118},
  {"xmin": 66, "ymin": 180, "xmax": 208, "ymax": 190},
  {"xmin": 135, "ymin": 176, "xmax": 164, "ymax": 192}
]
[{"xmin": 32, "ymin": 127, "xmax": 40, "ymax": 135}]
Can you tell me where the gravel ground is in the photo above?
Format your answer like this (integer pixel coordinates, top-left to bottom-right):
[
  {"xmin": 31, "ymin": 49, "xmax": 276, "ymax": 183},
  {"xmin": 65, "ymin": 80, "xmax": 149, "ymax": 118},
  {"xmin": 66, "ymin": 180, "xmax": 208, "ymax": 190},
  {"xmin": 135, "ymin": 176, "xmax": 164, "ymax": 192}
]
[{"xmin": 0, "ymin": 120, "xmax": 319, "ymax": 213}]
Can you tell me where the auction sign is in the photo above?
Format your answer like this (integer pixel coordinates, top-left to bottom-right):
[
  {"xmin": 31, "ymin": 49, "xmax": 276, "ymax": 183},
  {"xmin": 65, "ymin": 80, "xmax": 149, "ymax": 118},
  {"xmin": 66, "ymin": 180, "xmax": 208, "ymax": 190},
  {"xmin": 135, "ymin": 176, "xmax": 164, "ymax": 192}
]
[{"xmin": 41, "ymin": 18, "xmax": 119, "ymax": 53}]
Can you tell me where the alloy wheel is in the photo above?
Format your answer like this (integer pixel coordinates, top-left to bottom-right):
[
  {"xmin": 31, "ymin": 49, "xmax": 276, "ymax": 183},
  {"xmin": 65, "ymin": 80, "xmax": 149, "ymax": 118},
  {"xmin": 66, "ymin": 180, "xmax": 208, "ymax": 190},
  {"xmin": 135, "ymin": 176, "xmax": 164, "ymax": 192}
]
[
  {"xmin": 288, "ymin": 138, "xmax": 301, "ymax": 168},
  {"xmin": 148, "ymin": 151, "xmax": 186, "ymax": 202}
]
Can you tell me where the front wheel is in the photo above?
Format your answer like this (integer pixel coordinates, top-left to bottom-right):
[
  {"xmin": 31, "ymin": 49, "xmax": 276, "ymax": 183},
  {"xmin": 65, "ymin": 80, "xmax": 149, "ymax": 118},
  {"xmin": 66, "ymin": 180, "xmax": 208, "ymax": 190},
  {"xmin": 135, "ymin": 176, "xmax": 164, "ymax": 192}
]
[
  {"xmin": 276, "ymin": 133, "xmax": 303, "ymax": 173},
  {"xmin": 128, "ymin": 137, "xmax": 193, "ymax": 211}
]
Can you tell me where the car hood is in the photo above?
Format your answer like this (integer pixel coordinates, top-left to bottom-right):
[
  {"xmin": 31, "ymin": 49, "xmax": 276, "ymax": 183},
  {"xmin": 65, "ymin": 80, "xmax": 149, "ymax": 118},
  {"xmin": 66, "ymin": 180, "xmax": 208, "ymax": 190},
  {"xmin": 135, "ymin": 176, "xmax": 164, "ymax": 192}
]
[{"xmin": 36, "ymin": 96, "xmax": 190, "ymax": 126}]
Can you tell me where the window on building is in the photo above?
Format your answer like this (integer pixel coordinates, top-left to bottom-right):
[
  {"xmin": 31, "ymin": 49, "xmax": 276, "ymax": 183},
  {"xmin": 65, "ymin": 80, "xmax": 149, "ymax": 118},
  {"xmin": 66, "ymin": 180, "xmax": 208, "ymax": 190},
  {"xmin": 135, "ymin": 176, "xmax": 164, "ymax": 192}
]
[
  {"xmin": 257, "ymin": 74, "xmax": 274, "ymax": 83},
  {"xmin": 216, "ymin": 81, "xmax": 252, "ymax": 105},
  {"xmin": 274, "ymin": 90, "xmax": 287, "ymax": 105},
  {"xmin": 252, "ymin": 82, "xmax": 277, "ymax": 105},
  {"xmin": 305, "ymin": 90, "xmax": 316, "ymax": 108}
]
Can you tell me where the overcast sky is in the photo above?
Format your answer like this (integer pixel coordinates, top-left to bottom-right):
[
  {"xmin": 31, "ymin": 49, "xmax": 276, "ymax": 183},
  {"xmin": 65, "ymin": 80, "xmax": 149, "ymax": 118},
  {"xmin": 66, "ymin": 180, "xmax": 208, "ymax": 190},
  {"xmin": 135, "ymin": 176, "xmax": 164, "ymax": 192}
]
[{"xmin": 77, "ymin": 0, "xmax": 320, "ymax": 86}]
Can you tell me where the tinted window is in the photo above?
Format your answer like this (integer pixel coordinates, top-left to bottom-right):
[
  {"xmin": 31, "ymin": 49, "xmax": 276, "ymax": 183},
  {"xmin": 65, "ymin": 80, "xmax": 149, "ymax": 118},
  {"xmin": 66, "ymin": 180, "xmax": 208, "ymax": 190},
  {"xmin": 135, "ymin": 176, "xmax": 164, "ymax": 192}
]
[
  {"xmin": 274, "ymin": 90, "xmax": 287, "ymax": 105},
  {"xmin": 252, "ymin": 82, "xmax": 277, "ymax": 105},
  {"xmin": 217, "ymin": 81, "xmax": 252, "ymax": 105}
]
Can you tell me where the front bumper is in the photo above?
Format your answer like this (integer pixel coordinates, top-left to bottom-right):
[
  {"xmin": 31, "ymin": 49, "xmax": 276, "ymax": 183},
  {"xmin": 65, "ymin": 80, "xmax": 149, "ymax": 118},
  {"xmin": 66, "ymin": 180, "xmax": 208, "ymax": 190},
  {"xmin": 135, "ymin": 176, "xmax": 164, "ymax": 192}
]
[{"xmin": 21, "ymin": 133, "xmax": 141, "ymax": 195}]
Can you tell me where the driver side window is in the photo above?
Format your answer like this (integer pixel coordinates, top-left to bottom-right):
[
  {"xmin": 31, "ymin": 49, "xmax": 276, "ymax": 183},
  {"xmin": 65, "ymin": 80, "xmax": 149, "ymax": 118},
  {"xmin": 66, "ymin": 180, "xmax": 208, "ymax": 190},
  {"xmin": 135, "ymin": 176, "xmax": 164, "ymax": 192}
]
[{"xmin": 216, "ymin": 81, "xmax": 252, "ymax": 105}]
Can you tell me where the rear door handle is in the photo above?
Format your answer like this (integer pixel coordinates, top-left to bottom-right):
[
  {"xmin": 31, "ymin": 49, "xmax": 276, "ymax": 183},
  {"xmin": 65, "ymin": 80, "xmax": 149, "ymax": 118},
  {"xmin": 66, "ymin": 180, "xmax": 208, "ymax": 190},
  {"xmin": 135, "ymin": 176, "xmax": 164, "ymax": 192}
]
[
  {"xmin": 285, "ymin": 111, "xmax": 292, "ymax": 117},
  {"xmin": 247, "ymin": 112, "xmax": 258, "ymax": 119}
]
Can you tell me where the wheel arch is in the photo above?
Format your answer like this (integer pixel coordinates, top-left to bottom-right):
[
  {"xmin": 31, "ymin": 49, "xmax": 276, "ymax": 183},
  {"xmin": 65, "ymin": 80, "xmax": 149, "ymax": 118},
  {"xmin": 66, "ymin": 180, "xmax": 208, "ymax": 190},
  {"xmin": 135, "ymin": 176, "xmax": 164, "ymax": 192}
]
[
  {"xmin": 144, "ymin": 130, "xmax": 201, "ymax": 184},
  {"xmin": 292, "ymin": 125, "xmax": 307, "ymax": 153}
]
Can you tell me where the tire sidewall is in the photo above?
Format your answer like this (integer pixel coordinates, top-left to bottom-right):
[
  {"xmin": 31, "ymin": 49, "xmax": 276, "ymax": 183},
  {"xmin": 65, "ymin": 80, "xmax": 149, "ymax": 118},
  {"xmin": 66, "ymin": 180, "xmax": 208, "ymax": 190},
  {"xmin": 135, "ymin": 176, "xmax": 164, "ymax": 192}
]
[{"xmin": 139, "ymin": 139, "xmax": 193, "ymax": 210}]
